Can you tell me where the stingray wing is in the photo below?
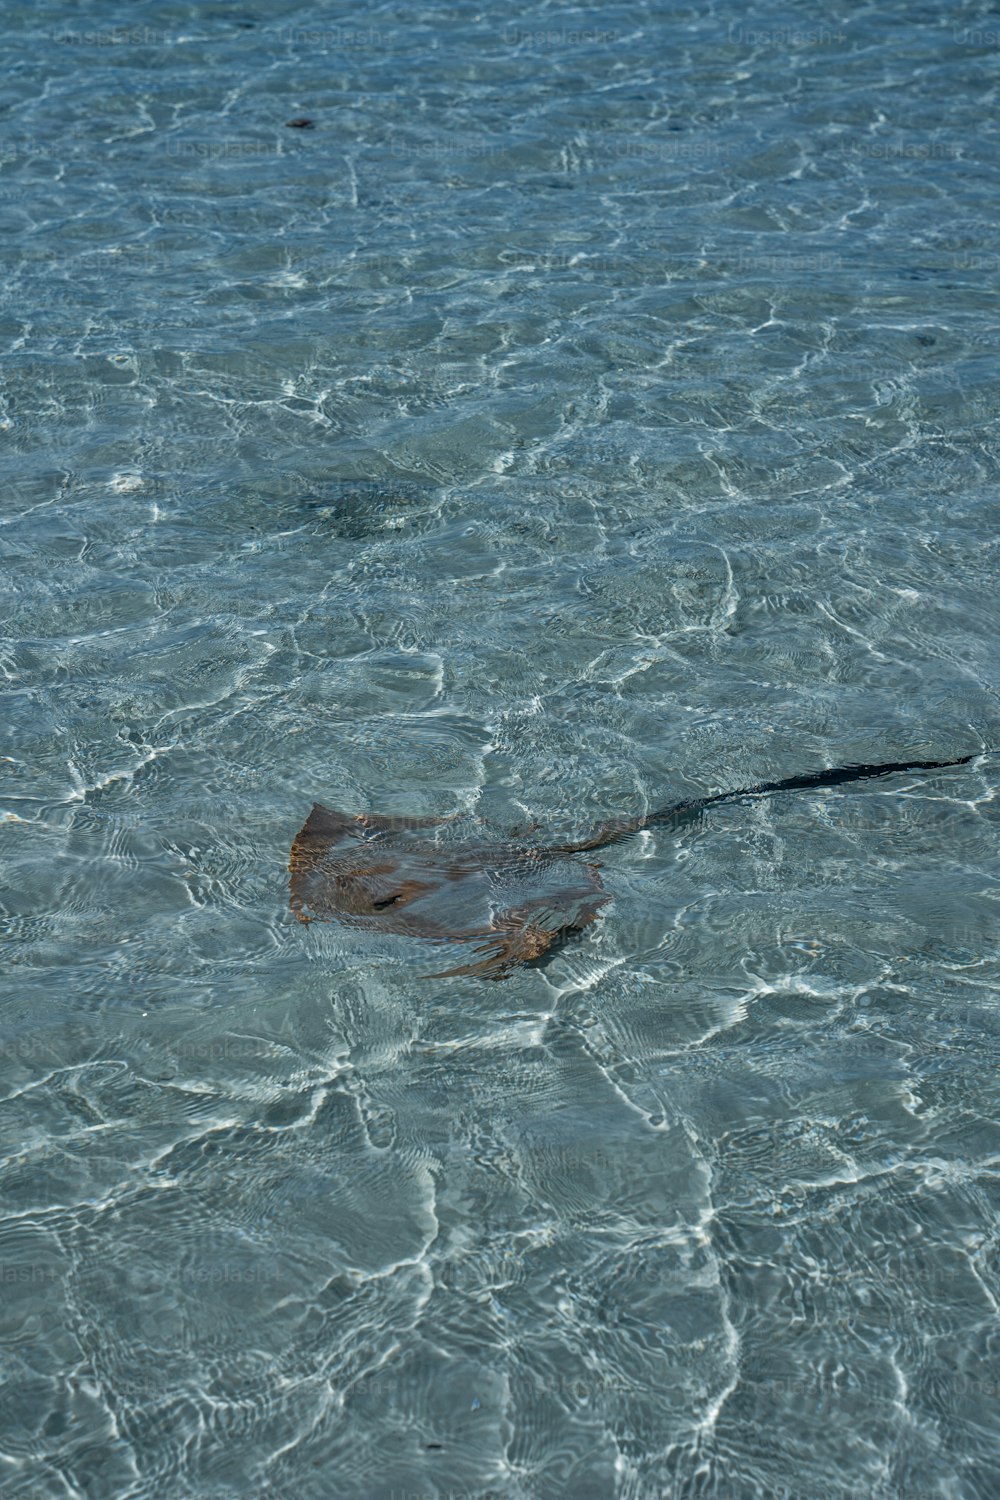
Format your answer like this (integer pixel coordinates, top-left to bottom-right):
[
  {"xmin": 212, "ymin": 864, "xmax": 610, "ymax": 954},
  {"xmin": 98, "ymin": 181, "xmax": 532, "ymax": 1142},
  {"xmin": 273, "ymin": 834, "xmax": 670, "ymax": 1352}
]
[
  {"xmin": 290, "ymin": 803, "xmax": 354, "ymax": 878},
  {"xmin": 425, "ymin": 921, "xmax": 558, "ymax": 980},
  {"xmin": 289, "ymin": 804, "xmax": 464, "ymax": 924},
  {"xmin": 424, "ymin": 885, "xmax": 610, "ymax": 980}
]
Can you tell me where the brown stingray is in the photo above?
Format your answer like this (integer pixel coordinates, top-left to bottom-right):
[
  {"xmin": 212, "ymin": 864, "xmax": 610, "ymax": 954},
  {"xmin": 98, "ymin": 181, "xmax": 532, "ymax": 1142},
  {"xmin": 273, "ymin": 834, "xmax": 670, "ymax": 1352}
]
[
  {"xmin": 289, "ymin": 753, "xmax": 976, "ymax": 979},
  {"xmin": 288, "ymin": 803, "xmax": 611, "ymax": 978}
]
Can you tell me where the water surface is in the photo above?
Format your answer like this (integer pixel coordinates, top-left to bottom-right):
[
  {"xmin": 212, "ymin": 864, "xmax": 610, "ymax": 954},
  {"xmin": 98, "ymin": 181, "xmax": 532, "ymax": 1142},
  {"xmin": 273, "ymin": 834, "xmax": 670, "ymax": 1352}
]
[{"xmin": 2, "ymin": 2, "xmax": 999, "ymax": 1497}]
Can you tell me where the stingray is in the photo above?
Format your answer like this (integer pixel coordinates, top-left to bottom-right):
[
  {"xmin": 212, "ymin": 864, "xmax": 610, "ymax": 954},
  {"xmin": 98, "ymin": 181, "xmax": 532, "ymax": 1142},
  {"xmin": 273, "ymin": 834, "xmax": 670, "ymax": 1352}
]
[{"xmin": 289, "ymin": 754, "xmax": 977, "ymax": 979}]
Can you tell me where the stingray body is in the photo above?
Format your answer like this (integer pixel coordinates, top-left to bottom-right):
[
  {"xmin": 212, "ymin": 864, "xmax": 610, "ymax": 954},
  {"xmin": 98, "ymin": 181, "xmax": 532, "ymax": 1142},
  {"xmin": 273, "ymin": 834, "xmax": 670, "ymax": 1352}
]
[
  {"xmin": 289, "ymin": 754, "xmax": 976, "ymax": 979},
  {"xmin": 289, "ymin": 804, "xmax": 610, "ymax": 978}
]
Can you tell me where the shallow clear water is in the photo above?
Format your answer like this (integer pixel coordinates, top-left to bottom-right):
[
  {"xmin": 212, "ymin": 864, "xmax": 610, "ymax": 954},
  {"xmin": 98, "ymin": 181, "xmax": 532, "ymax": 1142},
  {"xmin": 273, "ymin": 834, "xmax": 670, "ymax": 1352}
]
[{"xmin": 2, "ymin": 2, "xmax": 1000, "ymax": 1497}]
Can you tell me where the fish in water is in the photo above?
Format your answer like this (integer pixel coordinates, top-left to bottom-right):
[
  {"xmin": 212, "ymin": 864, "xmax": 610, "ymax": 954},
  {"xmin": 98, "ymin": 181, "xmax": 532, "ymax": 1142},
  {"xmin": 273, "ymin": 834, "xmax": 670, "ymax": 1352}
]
[{"xmin": 289, "ymin": 754, "xmax": 977, "ymax": 979}]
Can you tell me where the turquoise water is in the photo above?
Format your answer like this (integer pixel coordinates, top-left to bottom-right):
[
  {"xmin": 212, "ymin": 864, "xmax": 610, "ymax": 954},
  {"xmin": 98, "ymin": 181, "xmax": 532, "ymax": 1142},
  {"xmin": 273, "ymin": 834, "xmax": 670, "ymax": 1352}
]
[{"xmin": 2, "ymin": 2, "xmax": 1000, "ymax": 1496}]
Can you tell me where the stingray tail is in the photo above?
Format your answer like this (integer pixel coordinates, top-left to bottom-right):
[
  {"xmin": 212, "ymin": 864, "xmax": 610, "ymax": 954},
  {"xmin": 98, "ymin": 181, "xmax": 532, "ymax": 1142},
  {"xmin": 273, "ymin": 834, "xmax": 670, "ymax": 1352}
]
[{"xmin": 558, "ymin": 752, "xmax": 982, "ymax": 853}]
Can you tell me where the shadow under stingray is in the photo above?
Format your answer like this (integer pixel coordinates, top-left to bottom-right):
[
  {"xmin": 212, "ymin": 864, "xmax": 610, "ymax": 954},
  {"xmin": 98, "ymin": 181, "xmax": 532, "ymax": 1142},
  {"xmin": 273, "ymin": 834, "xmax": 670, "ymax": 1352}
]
[
  {"xmin": 299, "ymin": 478, "xmax": 437, "ymax": 540},
  {"xmin": 289, "ymin": 754, "xmax": 978, "ymax": 980}
]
